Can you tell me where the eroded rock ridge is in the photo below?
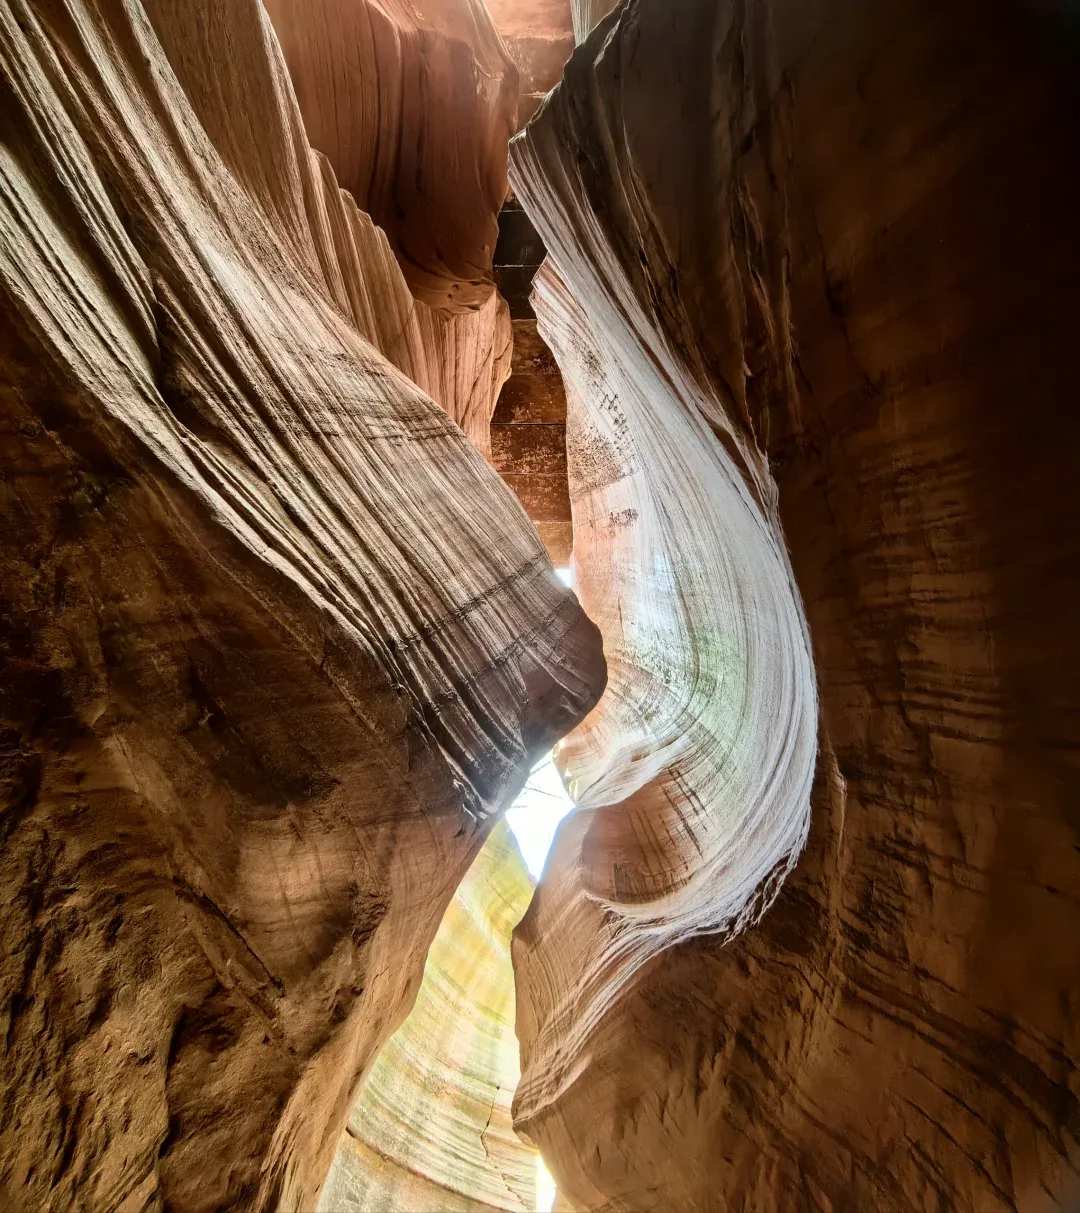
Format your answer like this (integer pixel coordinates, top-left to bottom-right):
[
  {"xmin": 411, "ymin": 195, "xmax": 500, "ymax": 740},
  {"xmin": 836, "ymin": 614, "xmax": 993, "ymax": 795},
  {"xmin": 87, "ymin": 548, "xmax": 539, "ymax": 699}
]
[
  {"xmin": 508, "ymin": 1, "xmax": 1080, "ymax": 1210},
  {"xmin": 0, "ymin": 1, "xmax": 602, "ymax": 1208}
]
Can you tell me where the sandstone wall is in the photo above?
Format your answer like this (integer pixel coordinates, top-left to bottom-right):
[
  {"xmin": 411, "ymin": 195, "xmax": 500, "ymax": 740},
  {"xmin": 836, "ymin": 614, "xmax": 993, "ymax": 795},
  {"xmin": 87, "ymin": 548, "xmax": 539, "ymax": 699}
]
[
  {"xmin": 509, "ymin": 1, "xmax": 1080, "ymax": 1209},
  {"xmin": 264, "ymin": 0, "xmax": 517, "ymax": 311},
  {"xmin": 0, "ymin": 1, "xmax": 603, "ymax": 1208}
]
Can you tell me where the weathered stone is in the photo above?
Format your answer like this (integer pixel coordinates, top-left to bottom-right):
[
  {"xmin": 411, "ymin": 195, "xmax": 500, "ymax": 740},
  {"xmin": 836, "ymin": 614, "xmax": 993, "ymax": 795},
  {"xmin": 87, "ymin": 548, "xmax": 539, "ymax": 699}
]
[
  {"xmin": 264, "ymin": 0, "xmax": 517, "ymax": 312},
  {"xmin": 509, "ymin": 0, "xmax": 1080, "ymax": 1209},
  {"xmin": 0, "ymin": 2, "xmax": 603, "ymax": 1209},
  {"xmin": 491, "ymin": 207, "xmax": 572, "ymax": 564}
]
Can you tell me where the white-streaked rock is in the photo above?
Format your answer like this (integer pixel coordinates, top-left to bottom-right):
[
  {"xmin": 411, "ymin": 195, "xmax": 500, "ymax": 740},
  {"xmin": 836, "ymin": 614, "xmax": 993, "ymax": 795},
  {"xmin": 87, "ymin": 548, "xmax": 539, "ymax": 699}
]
[
  {"xmin": 0, "ymin": 1, "xmax": 603, "ymax": 1208},
  {"xmin": 508, "ymin": 53, "xmax": 818, "ymax": 1147}
]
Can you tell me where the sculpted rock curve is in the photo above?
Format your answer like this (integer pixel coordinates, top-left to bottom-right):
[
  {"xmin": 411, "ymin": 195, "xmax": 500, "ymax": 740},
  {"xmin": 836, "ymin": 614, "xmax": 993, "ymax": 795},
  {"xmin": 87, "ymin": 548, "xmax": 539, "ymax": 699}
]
[
  {"xmin": 265, "ymin": 0, "xmax": 517, "ymax": 312},
  {"xmin": 0, "ymin": 1, "xmax": 603, "ymax": 1209},
  {"xmin": 509, "ymin": 0, "xmax": 1080, "ymax": 1209},
  {"xmin": 509, "ymin": 0, "xmax": 819, "ymax": 1151}
]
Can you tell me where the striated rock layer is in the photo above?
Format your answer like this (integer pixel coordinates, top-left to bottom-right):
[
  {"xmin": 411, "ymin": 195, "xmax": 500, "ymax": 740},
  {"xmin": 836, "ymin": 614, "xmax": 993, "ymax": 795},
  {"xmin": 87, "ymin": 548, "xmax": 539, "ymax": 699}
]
[
  {"xmin": 319, "ymin": 821, "xmax": 536, "ymax": 1213},
  {"xmin": 263, "ymin": 0, "xmax": 515, "ymax": 454},
  {"xmin": 264, "ymin": 0, "xmax": 517, "ymax": 312},
  {"xmin": 509, "ymin": 0, "xmax": 820, "ymax": 1163},
  {"xmin": 0, "ymin": 1, "xmax": 603, "ymax": 1209},
  {"xmin": 568, "ymin": 0, "xmax": 617, "ymax": 45},
  {"xmin": 510, "ymin": 0, "xmax": 1080, "ymax": 1209}
]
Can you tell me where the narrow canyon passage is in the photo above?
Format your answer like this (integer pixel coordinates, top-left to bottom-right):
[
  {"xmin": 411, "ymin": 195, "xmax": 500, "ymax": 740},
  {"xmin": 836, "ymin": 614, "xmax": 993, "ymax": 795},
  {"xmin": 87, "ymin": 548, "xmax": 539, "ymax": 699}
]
[{"xmin": 1, "ymin": 1, "xmax": 1079, "ymax": 1212}]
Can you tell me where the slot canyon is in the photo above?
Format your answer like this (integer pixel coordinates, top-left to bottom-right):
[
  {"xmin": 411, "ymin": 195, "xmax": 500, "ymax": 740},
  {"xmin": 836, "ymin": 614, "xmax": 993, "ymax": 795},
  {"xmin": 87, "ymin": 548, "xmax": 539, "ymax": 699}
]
[{"xmin": 0, "ymin": 0, "xmax": 1078, "ymax": 1209}]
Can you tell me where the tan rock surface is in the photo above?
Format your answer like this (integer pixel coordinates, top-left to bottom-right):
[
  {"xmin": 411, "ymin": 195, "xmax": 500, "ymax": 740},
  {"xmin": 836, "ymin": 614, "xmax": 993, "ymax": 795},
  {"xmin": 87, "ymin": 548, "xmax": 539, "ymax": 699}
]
[
  {"xmin": 306, "ymin": 177, "xmax": 512, "ymax": 457},
  {"xmin": 0, "ymin": 1, "xmax": 603, "ymax": 1209},
  {"xmin": 319, "ymin": 821, "xmax": 536, "ymax": 1212},
  {"xmin": 264, "ymin": 0, "xmax": 517, "ymax": 312},
  {"xmin": 509, "ymin": 0, "xmax": 1080, "ymax": 1209},
  {"xmin": 485, "ymin": 0, "xmax": 574, "ymax": 128},
  {"xmin": 491, "ymin": 320, "xmax": 572, "ymax": 565}
]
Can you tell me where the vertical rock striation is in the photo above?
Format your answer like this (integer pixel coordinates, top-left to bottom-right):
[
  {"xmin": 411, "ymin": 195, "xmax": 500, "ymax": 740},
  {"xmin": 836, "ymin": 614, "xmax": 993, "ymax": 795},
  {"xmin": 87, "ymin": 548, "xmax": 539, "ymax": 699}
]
[
  {"xmin": 0, "ymin": 1, "xmax": 603, "ymax": 1209},
  {"xmin": 319, "ymin": 822, "xmax": 536, "ymax": 1213},
  {"xmin": 264, "ymin": 0, "xmax": 517, "ymax": 312},
  {"xmin": 568, "ymin": 0, "xmax": 617, "ymax": 45},
  {"xmin": 510, "ymin": 0, "xmax": 1080, "ymax": 1209}
]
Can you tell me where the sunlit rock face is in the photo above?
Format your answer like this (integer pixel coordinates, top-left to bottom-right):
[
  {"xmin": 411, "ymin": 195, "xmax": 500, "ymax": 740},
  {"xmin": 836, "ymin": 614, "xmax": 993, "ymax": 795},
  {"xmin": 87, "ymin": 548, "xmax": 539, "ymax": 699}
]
[
  {"xmin": 306, "ymin": 190, "xmax": 512, "ymax": 459},
  {"xmin": 0, "ymin": 1, "xmax": 604, "ymax": 1209},
  {"xmin": 485, "ymin": 0, "xmax": 574, "ymax": 128},
  {"xmin": 508, "ymin": 0, "xmax": 819, "ymax": 1166},
  {"xmin": 510, "ymin": 0, "xmax": 1080, "ymax": 1209},
  {"xmin": 319, "ymin": 822, "xmax": 536, "ymax": 1213},
  {"xmin": 264, "ymin": 0, "xmax": 516, "ymax": 312}
]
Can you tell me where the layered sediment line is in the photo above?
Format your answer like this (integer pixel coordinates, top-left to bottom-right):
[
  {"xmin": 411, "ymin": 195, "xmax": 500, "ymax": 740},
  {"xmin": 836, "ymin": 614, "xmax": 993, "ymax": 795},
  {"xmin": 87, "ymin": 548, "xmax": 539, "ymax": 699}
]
[{"xmin": 0, "ymin": 1, "xmax": 603, "ymax": 1208}]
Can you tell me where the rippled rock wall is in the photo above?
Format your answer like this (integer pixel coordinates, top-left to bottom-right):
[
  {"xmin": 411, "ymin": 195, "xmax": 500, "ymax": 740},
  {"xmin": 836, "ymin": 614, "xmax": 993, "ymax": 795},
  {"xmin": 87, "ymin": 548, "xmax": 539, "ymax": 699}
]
[
  {"xmin": 509, "ymin": 0, "xmax": 1080, "ymax": 1209},
  {"xmin": 0, "ymin": 1, "xmax": 603, "ymax": 1208},
  {"xmin": 264, "ymin": 0, "xmax": 517, "ymax": 312}
]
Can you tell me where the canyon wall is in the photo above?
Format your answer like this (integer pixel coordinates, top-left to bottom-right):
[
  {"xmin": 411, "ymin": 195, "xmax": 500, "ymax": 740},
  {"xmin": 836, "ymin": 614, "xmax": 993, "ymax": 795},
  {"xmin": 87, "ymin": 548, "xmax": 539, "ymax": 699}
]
[
  {"xmin": 262, "ymin": 0, "xmax": 516, "ymax": 452},
  {"xmin": 510, "ymin": 0, "xmax": 1080, "ymax": 1209},
  {"xmin": 319, "ymin": 821, "xmax": 536, "ymax": 1213},
  {"xmin": 264, "ymin": 0, "xmax": 517, "ymax": 312},
  {"xmin": 0, "ymin": 1, "xmax": 603, "ymax": 1209}
]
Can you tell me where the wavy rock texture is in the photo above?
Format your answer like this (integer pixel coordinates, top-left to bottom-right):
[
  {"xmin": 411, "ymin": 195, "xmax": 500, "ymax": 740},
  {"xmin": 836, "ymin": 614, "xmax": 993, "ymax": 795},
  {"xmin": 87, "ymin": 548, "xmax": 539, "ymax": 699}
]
[
  {"xmin": 264, "ymin": 0, "xmax": 516, "ymax": 312},
  {"xmin": 509, "ymin": 0, "xmax": 1080, "ymax": 1209},
  {"xmin": 308, "ymin": 185, "xmax": 512, "ymax": 457},
  {"xmin": 264, "ymin": 0, "xmax": 515, "ymax": 453},
  {"xmin": 319, "ymin": 821, "xmax": 536, "ymax": 1213},
  {"xmin": 0, "ymin": 1, "xmax": 603, "ymax": 1209},
  {"xmin": 508, "ymin": 0, "xmax": 820, "ymax": 1162}
]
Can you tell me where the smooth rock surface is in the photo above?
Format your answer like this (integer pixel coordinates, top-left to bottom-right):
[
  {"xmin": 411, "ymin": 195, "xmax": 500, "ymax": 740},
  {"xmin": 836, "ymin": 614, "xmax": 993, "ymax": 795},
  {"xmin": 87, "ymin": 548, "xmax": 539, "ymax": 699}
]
[
  {"xmin": 0, "ymin": 1, "xmax": 603, "ymax": 1209},
  {"xmin": 509, "ymin": 0, "xmax": 1080, "ymax": 1209}
]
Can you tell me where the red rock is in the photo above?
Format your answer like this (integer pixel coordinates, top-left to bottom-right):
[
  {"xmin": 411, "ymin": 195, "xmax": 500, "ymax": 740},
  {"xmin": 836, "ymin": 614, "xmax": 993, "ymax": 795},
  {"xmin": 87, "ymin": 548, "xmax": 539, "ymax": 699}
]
[
  {"xmin": 265, "ymin": 0, "xmax": 518, "ymax": 311},
  {"xmin": 509, "ymin": 0, "xmax": 1080, "ymax": 1209},
  {"xmin": 0, "ymin": 2, "xmax": 603, "ymax": 1209}
]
